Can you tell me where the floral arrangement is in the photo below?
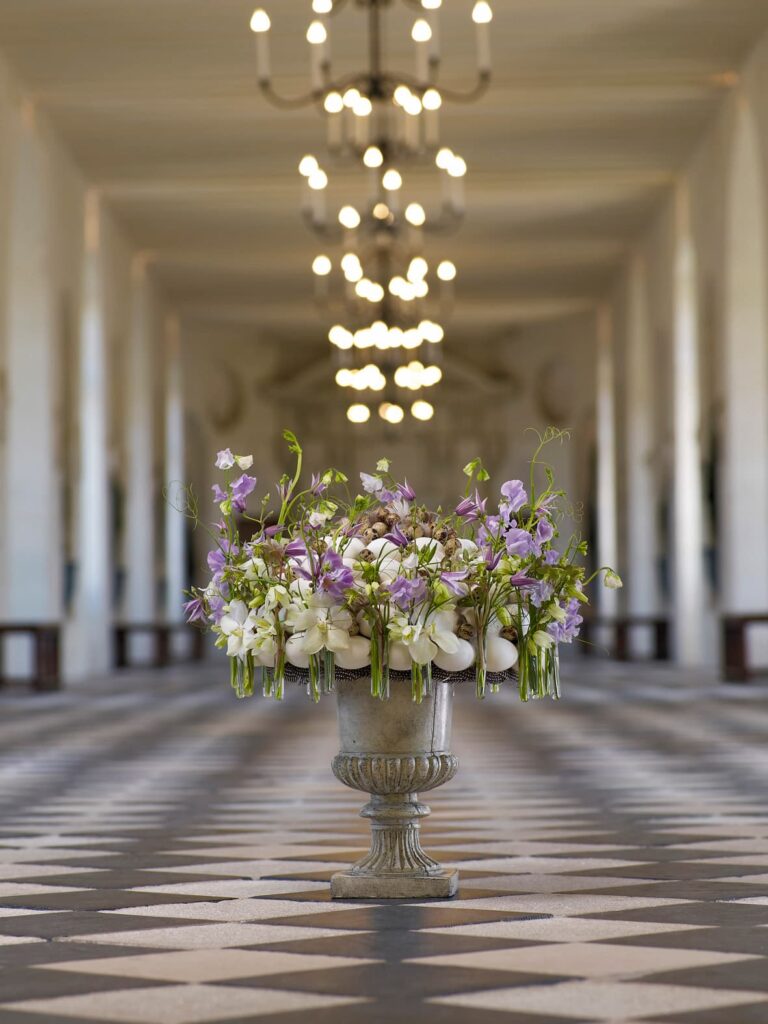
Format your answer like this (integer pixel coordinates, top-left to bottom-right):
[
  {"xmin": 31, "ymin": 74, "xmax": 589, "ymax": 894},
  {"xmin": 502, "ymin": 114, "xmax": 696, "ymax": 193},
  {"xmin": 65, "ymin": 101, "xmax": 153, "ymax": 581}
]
[{"xmin": 183, "ymin": 428, "xmax": 621, "ymax": 704}]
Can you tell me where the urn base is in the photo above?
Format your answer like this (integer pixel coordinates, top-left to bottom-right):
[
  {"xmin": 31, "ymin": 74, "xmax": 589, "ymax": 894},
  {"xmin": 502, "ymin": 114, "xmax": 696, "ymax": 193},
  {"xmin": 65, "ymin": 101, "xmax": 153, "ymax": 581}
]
[{"xmin": 331, "ymin": 867, "xmax": 459, "ymax": 900}]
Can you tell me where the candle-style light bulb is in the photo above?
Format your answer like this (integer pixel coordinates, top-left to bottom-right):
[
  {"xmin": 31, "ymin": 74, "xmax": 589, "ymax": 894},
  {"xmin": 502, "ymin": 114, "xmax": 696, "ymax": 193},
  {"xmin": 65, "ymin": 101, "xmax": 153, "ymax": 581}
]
[
  {"xmin": 411, "ymin": 18, "xmax": 432, "ymax": 84},
  {"xmin": 249, "ymin": 9, "xmax": 272, "ymax": 84},
  {"xmin": 307, "ymin": 19, "xmax": 329, "ymax": 91},
  {"xmin": 472, "ymin": 1, "xmax": 493, "ymax": 73}
]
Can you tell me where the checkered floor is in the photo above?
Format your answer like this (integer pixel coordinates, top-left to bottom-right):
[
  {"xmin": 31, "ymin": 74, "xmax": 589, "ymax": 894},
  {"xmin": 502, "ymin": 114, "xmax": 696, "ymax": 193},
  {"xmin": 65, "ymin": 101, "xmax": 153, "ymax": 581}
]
[{"xmin": 0, "ymin": 661, "xmax": 767, "ymax": 1023}]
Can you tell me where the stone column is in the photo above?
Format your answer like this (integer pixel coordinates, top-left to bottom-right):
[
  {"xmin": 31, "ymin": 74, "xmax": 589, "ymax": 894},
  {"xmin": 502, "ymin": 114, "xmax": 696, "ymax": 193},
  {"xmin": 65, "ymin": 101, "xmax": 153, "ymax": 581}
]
[
  {"xmin": 671, "ymin": 181, "xmax": 706, "ymax": 665},
  {"xmin": 595, "ymin": 304, "xmax": 619, "ymax": 620},
  {"xmin": 124, "ymin": 256, "xmax": 157, "ymax": 661},
  {"xmin": 164, "ymin": 314, "xmax": 187, "ymax": 638},
  {"xmin": 2, "ymin": 103, "xmax": 62, "ymax": 647},
  {"xmin": 69, "ymin": 190, "xmax": 112, "ymax": 677},
  {"xmin": 624, "ymin": 255, "xmax": 659, "ymax": 655},
  {"xmin": 721, "ymin": 98, "xmax": 768, "ymax": 654}
]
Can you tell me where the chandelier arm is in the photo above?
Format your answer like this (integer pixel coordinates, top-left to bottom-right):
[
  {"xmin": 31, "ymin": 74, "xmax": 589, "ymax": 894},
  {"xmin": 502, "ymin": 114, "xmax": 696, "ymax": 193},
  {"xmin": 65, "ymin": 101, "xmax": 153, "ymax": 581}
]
[
  {"xmin": 430, "ymin": 71, "xmax": 492, "ymax": 104},
  {"xmin": 259, "ymin": 81, "xmax": 323, "ymax": 110},
  {"xmin": 302, "ymin": 213, "xmax": 344, "ymax": 244}
]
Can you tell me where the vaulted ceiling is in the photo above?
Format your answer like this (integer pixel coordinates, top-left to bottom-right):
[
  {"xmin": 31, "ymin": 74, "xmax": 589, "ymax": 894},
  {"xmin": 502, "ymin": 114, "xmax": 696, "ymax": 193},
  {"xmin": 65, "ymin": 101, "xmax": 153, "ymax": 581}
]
[{"xmin": 1, "ymin": 0, "xmax": 766, "ymax": 364}]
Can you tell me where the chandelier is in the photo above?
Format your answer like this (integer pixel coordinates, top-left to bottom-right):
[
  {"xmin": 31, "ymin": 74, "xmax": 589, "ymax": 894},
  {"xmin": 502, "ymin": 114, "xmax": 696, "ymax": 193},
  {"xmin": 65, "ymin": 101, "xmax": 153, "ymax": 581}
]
[{"xmin": 249, "ymin": 0, "xmax": 493, "ymax": 425}]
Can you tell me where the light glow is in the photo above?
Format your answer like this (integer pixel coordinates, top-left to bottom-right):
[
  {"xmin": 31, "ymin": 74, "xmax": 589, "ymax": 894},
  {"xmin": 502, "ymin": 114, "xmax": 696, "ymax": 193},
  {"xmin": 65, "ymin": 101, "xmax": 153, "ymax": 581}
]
[
  {"xmin": 472, "ymin": 1, "xmax": 493, "ymax": 24},
  {"xmin": 249, "ymin": 9, "xmax": 271, "ymax": 32},
  {"xmin": 324, "ymin": 91, "xmax": 344, "ymax": 113},
  {"xmin": 379, "ymin": 402, "xmax": 405, "ymax": 424},
  {"xmin": 312, "ymin": 254, "xmax": 332, "ymax": 276},
  {"xmin": 338, "ymin": 206, "xmax": 361, "ymax": 229},
  {"xmin": 347, "ymin": 403, "xmax": 371, "ymax": 424},
  {"xmin": 364, "ymin": 146, "xmax": 384, "ymax": 168},
  {"xmin": 308, "ymin": 168, "xmax": 328, "ymax": 190},
  {"xmin": 411, "ymin": 18, "xmax": 432, "ymax": 43},
  {"xmin": 437, "ymin": 259, "xmax": 457, "ymax": 281},
  {"xmin": 411, "ymin": 400, "xmax": 434, "ymax": 421},
  {"xmin": 382, "ymin": 169, "xmax": 403, "ymax": 191},
  {"xmin": 306, "ymin": 20, "xmax": 328, "ymax": 44},
  {"xmin": 422, "ymin": 88, "xmax": 442, "ymax": 111},
  {"xmin": 299, "ymin": 154, "xmax": 319, "ymax": 177},
  {"xmin": 405, "ymin": 203, "xmax": 426, "ymax": 227}
]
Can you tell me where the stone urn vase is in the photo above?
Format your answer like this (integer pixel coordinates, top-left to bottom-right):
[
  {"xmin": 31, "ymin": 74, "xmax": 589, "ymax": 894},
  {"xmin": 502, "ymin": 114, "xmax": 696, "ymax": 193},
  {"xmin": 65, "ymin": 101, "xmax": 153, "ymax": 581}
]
[{"xmin": 330, "ymin": 677, "xmax": 459, "ymax": 899}]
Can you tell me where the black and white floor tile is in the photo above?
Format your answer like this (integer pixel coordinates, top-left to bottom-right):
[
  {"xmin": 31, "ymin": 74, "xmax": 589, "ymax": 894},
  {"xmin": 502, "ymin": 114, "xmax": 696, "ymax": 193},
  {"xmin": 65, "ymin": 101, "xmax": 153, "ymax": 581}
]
[{"xmin": 0, "ymin": 661, "xmax": 767, "ymax": 1023}]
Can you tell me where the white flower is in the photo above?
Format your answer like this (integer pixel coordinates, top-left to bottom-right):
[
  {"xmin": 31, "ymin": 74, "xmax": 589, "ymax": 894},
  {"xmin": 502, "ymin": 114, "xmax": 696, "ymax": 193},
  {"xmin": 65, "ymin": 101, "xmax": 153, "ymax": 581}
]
[
  {"xmin": 604, "ymin": 569, "xmax": 623, "ymax": 590},
  {"xmin": 215, "ymin": 448, "xmax": 235, "ymax": 470},
  {"xmin": 220, "ymin": 600, "xmax": 257, "ymax": 659},
  {"xmin": 309, "ymin": 510, "xmax": 330, "ymax": 528},
  {"xmin": 360, "ymin": 472, "xmax": 383, "ymax": 494},
  {"xmin": 242, "ymin": 556, "xmax": 267, "ymax": 582},
  {"xmin": 532, "ymin": 630, "xmax": 554, "ymax": 649},
  {"xmin": 388, "ymin": 612, "xmax": 460, "ymax": 665},
  {"xmin": 263, "ymin": 584, "xmax": 290, "ymax": 614},
  {"xmin": 286, "ymin": 597, "xmax": 352, "ymax": 655},
  {"xmin": 547, "ymin": 601, "xmax": 567, "ymax": 623},
  {"xmin": 235, "ymin": 454, "xmax": 253, "ymax": 470}
]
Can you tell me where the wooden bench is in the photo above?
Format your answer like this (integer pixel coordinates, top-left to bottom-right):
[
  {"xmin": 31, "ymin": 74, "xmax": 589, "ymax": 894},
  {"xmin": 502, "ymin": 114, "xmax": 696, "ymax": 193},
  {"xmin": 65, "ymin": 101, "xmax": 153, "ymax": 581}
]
[
  {"xmin": 0, "ymin": 624, "xmax": 61, "ymax": 691},
  {"xmin": 721, "ymin": 614, "xmax": 768, "ymax": 682},
  {"xmin": 580, "ymin": 616, "xmax": 670, "ymax": 662},
  {"xmin": 114, "ymin": 623, "xmax": 206, "ymax": 670}
]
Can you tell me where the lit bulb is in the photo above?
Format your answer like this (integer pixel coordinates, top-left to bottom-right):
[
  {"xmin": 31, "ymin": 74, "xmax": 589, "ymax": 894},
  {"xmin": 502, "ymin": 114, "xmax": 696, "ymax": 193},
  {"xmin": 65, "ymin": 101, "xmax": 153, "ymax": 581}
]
[
  {"xmin": 342, "ymin": 87, "xmax": 360, "ymax": 108},
  {"xmin": 338, "ymin": 206, "xmax": 361, "ymax": 229},
  {"xmin": 354, "ymin": 328, "xmax": 374, "ymax": 349},
  {"xmin": 403, "ymin": 95, "xmax": 423, "ymax": 116},
  {"xmin": 373, "ymin": 202, "xmax": 391, "ymax": 220},
  {"xmin": 437, "ymin": 260, "xmax": 457, "ymax": 281},
  {"xmin": 368, "ymin": 283, "xmax": 385, "ymax": 303},
  {"xmin": 403, "ymin": 328, "xmax": 423, "ymax": 349},
  {"xmin": 412, "ymin": 400, "xmax": 434, "ymax": 421},
  {"xmin": 299, "ymin": 154, "xmax": 319, "ymax": 177},
  {"xmin": 364, "ymin": 146, "xmax": 384, "ymax": 168},
  {"xmin": 405, "ymin": 203, "xmax": 426, "ymax": 227},
  {"xmin": 419, "ymin": 320, "xmax": 444, "ymax": 343},
  {"xmin": 422, "ymin": 88, "xmax": 442, "ymax": 111},
  {"xmin": 335, "ymin": 369, "xmax": 352, "ymax": 387},
  {"xmin": 411, "ymin": 18, "xmax": 432, "ymax": 42},
  {"xmin": 472, "ymin": 1, "xmax": 493, "ymax": 24},
  {"xmin": 393, "ymin": 85, "xmax": 412, "ymax": 107},
  {"xmin": 435, "ymin": 147, "xmax": 453, "ymax": 170},
  {"xmin": 313, "ymin": 0, "xmax": 333, "ymax": 12},
  {"xmin": 422, "ymin": 0, "xmax": 442, "ymax": 7},
  {"xmin": 408, "ymin": 256, "xmax": 428, "ymax": 281},
  {"xmin": 347, "ymin": 403, "xmax": 370, "ymax": 424},
  {"xmin": 448, "ymin": 156, "xmax": 468, "ymax": 177},
  {"xmin": 312, "ymin": 254, "xmax": 332, "ymax": 276},
  {"xmin": 379, "ymin": 402, "xmax": 405, "ymax": 424},
  {"xmin": 306, "ymin": 20, "xmax": 328, "ymax": 44},
  {"xmin": 414, "ymin": 279, "xmax": 429, "ymax": 298},
  {"xmin": 249, "ymin": 9, "xmax": 271, "ymax": 32},
  {"xmin": 324, "ymin": 91, "xmax": 343, "ymax": 114},
  {"xmin": 389, "ymin": 276, "xmax": 405, "ymax": 297},
  {"xmin": 308, "ymin": 168, "xmax": 328, "ymax": 190},
  {"xmin": 382, "ymin": 169, "xmax": 403, "ymax": 191},
  {"xmin": 353, "ymin": 96, "xmax": 373, "ymax": 117},
  {"xmin": 329, "ymin": 325, "xmax": 353, "ymax": 349},
  {"xmin": 424, "ymin": 365, "xmax": 442, "ymax": 386}
]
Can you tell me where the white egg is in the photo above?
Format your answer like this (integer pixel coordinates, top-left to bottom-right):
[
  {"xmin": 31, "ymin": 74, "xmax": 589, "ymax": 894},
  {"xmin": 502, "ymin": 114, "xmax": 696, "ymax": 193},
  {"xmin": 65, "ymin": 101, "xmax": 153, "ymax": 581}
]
[
  {"xmin": 459, "ymin": 538, "xmax": 479, "ymax": 555},
  {"xmin": 285, "ymin": 635, "xmax": 310, "ymax": 669},
  {"xmin": 356, "ymin": 612, "xmax": 372, "ymax": 637},
  {"xmin": 414, "ymin": 536, "xmax": 445, "ymax": 563},
  {"xmin": 367, "ymin": 537, "xmax": 399, "ymax": 560},
  {"xmin": 433, "ymin": 637, "xmax": 475, "ymax": 673},
  {"xmin": 341, "ymin": 537, "xmax": 365, "ymax": 559},
  {"xmin": 335, "ymin": 635, "xmax": 371, "ymax": 670},
  {"xmin": 378, "ymin": 555, "xmax": 401, "ymax": 582},
  {"xmin": 254, "ymin": 648, "xmax": 276, "ymax": 667},
  {"xmin": 432, "ymin": 608, "xmax": 458, "ymax": 632},
  {"xmin": 485, "ymin": 635, "xmax": 518, "ymax": 673},
  {"xmin": 387, "ymin": 641, "xmax": 412, "ymax": 671}
]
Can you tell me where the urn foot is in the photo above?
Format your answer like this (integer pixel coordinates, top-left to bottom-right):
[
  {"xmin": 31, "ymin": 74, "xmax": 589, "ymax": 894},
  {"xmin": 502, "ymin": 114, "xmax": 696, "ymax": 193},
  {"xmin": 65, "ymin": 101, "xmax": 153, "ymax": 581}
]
[{"xmin": 331, "ymin": 867, "xmax": 458, "ymax": 899}]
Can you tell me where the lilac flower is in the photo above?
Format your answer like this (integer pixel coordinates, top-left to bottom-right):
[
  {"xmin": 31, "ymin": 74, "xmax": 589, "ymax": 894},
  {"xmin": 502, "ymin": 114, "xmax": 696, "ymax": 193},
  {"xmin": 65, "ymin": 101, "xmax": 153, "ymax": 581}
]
[
  {"xmin": 508, "ymin": 572, "xmax": 538, "ymax": 588},
  {"xmin": 389, "ymin": 497, "xmax": 411, "ymax": 520},
  {"xmin": 215, "ymin": 448, "xmax": 235, "ymax": 470},
  {"xmin": 310, "ymin": 473, "xmax": 327, "ymax": 495},
  {"xmin": 384, "ymin": 524, "xmax": 409, "ymax": 547},
  {"xmin": 397, "ymin": 480, "xmax": 416, "ymax": 501},
  {"xmin": 455, "ymin": 496, "xmax": 476, "ymax": 517},
  {"xmin": 544, "ymin": 549, "xmax": 560, "ymax": 566},
  {"xmin": 530, "ymin": 580, "xmax": 554, "ymax": 608},
  {"xmin": 379, "ymin": 488, "xmax": 396, "ymax": 503},
  {"xmin": 483, "ymin": 545, "xmax": 503, "ymax": 571},
  {"xmin": 231, "ymin": 473, "xmax": 257, "ymax": 512},
  {"xmin": 501, "ymin": 479, "xmax": 527, "ymax": 513},
  {"xmin": 535, "ymin": 518, "xmax": 555, "ymax": 547},
  {"xmin": 361, "ymin": 473, "xmax": 383, "ymax": 494},
  {"xmin": 505, "ymin": 527, "xmax": 535, "ymax": 558},
  {"xmin": 317, "ymin": 548, "xmax": 355, "ymax": 599},
  {"xmin": 477, "ymin": 515, "xmax": 502, "ymax": 546},
  {"xmin": 265, "ymin": 524, "xmax": 281, "ymax": 537},
  {"xmin": 211, "ymin": 484, "xmax": 227, "ymax": 504},
  {"xmin": 456, "ymin": 490, "xmax": 487, "ymax": 522},
  {"xmin": 184, "ymin": 597, "xmax": 207, "ymax": 624},
  {"xmin": 285, "ymin": 539, "xmax": 307, "ymax": 558},
  {"xmin": 388, "ymin": 575, "xmax": 427, "ymax": 610},
  {"xmin": 547, "ymin": 598, "xmax": 583, "ymax": 643},
  {"xmin": 208, "ymin": 595, "xmax": 226, "ymax": 624},
  {"xmin": 207, "ymin": 548, "xmax": 226, "ymax": 574},
  {"xmin": 440, "ymin": 569, "xmax": 469, "ymax": 596}
]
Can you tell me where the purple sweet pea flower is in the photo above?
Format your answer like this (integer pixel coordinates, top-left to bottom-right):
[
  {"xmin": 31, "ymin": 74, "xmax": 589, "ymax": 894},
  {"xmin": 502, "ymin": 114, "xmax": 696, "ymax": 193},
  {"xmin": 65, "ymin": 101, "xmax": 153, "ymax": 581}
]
[
  {"xmin": 388, "ymin": 575, "xmax": 427, "ymax": 610},
  {"xmin": 505, "ymin": 527, "xmax": 536, "ymax": 558},
  {"xmin": 544, "ymin": 549, "xmax": 560, "ymax": 566},
  {"xmin": 384, "ymin": 524, "xmax": 409, "ymax": 547},
  {"xmin": 440, "ymin": 569, "xmax": 469, "ymax": 596},
  {"xmin": 530, "ymin": 580, "xmax": 554, "ymax": 608},
  {"xmin": 211, "ymin": 484, "xmax": 227, "ymax": 504},
  {"xmin": 477, "ymin": 514, "xmax": 502, "ymax": 546},
  {"xmin": 215, "ymin": 448, "xmax": 234, "ymax": 470},
  {"xmin": 208, "ymin": 595, "xmax": 226, "ymax": 624},
  {"xmin": 501, "ymin": 479, "xmax": 527, "ymax": 513},
  {"xmin": 207, "ymin": 548, "xmax": 226, "ymax": 574},
  {"xmin": 231, "ymin": 473, "xmax": 257, "ymax": 512},
  {"xmin": 397, "ymin": 480, "xmax": 416, "ymax": 501},
  {"xmin": 535, "ymin": 518, "xmax": 555, "ymax": 547},
  {"xmin": 183, "ymin": 597, "xmax": 207, "ymax": 624},
  {"xmin": 318, "ymin": 548, "xmax": 355, "ymax": 599},
  {"xmin": 547, "ymin": 598, "xmax": 583, "ymax": 643}
]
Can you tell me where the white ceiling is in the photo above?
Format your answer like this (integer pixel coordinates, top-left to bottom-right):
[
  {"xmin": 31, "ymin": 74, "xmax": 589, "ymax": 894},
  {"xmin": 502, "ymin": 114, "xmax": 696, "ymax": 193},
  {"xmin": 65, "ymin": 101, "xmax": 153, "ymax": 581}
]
[{"xmin": 0, "ymin": 0, "xmax": 765, "ymax": 364}]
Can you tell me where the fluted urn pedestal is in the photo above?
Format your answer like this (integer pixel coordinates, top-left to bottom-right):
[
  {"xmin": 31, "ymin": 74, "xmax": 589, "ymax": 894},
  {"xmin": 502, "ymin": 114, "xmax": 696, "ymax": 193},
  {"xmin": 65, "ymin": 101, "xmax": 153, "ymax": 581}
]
[{"xmin": 331, "ymin": 677, "xmax": 458, "ymax": 899}]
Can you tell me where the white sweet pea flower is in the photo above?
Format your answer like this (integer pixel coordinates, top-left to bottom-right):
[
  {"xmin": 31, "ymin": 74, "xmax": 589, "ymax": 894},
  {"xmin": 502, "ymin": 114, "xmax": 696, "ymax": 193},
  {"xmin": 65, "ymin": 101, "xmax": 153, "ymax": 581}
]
[
  {"xmin": 604, "ymin": 569, "xmax": 623, "ymax": 590},
  {"xmin": 263, "ymin": 584, "xmax": 291, "ymax": 614},
  {"xmin": 309, "ymin": 510, "xmax": 331, "ymax": 529},
  {"xmin": 547, "ymin": 601, "xmax": 567, "ymax": 623},
  {"xmin": 219, "ymin": 600, "xmax": 257, "ymax": 659},
  {"xmin": 235, "ymin": 454, "xmax": 254, "ymax": 470},
  {"xmin": 241, "ymin": 556, "xmax": 267, "ymax": 582},
  {"xmin": 532, "ymin": 629, "xmax": 555, "ymax": 649},
  {"xmin": 286, "ymin": 597, "xmax": 352, "ymax": 655}
]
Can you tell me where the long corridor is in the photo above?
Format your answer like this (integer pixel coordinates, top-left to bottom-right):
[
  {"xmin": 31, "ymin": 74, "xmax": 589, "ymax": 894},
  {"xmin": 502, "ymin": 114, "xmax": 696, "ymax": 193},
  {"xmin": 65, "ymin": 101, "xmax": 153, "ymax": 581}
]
[{"xmin": 0, "ymin": 665, "xmax": 767, "ymax": 1023}]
